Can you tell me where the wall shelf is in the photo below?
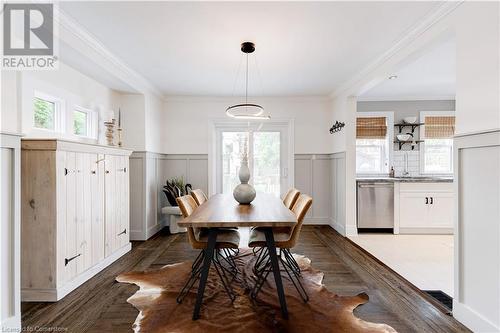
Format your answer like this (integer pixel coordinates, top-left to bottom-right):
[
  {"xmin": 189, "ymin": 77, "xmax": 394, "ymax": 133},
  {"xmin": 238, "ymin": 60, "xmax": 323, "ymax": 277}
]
[
  {"xmin": 394, "ymin": 123, "xmax": 424, "ymax": 134},
  {"xmin": 394, "ymin": 140, "xmax": 423, "ymax": 150}
]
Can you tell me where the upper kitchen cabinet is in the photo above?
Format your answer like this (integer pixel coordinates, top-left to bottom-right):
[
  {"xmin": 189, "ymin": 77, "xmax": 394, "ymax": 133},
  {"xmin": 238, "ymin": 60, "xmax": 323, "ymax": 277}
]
[{"xmin": 21, "ymin": 139, "xmax": 132, "ymax": 301}]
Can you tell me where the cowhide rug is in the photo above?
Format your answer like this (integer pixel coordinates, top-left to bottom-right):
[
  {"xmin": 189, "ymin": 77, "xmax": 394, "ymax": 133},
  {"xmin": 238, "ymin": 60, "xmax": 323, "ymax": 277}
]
[{"xmin": 117, "ymin": 249, "xmax": 397, "ymax": 333}]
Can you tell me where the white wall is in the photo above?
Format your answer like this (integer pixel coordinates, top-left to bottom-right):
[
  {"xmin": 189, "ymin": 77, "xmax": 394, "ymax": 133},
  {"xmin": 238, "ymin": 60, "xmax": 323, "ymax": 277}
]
[
  {"xmin": 162, "ymin": 97, "xmax": 333, "ymax": 155},
  {"xmin": 1, "ymin": 72, "xmax": 21, "ymax": 133},
  {"xmin": 19, "ymin": 62, "xmax": 121, "ymax": 141},
  {"xmin": 117, "ymin": 94, "xmax": 146, "ymax": 151},
  {"xmin": 144, "ymin": 93, "xmax": 165, "ymax": 153}
]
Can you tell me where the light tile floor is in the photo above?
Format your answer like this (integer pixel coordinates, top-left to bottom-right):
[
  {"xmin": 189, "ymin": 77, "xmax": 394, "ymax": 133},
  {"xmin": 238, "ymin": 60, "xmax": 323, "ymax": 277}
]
[{"xmin": 348, "ymin": 234, "xmax": 454, "ymax": 297}]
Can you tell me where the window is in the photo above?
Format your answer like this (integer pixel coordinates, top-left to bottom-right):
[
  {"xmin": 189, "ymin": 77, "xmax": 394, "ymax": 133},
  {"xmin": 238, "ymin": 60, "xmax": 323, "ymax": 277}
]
[
  {"xmin": 356, "ymin": 113, "xmax": 393, "ymax": 174},
  {"xmin": 73, "ymin": 110, "xmax": 87, "ymax": 136},
  {"xmin": 33, "ymin": 92, "xmax": 64, "ymax": 131},
  {"xmin": 73, "ymin": 106, "xmax": 97, "ymax": 139},
  {"xmin": 420, "ymin": 112, "xmax": 455, "ymax": 174}
]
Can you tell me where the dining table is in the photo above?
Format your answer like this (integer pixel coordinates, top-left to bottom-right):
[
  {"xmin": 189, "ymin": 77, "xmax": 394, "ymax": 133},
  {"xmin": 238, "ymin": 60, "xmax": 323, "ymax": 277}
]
[{"xmin": 177, "ymin": 192, "xmax": 297, "ymax": 320}]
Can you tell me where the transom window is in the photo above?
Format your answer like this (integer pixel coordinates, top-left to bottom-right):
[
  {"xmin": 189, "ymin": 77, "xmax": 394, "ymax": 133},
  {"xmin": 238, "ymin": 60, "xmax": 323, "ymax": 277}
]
[{"xmin": 33, "ymin": 92, "xmax": 64, "ymax": 132}]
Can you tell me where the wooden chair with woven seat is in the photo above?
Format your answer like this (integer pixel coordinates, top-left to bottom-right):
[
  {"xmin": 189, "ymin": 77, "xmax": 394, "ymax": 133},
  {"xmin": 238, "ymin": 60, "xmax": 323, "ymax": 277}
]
[
  {"xmin": 283, "ymin": 188, "xmax": 300, "ymax": 209},
  {"xmin": 176, "ymin": 195, "xmax": 241, "ymax": 304},
  {"xmin": 248, "ymin": 194, "xmax": 313, "ymax": 302},
  {"xmin": 190, "ymin": 189, "xmax": 208, "ymax": 206}
]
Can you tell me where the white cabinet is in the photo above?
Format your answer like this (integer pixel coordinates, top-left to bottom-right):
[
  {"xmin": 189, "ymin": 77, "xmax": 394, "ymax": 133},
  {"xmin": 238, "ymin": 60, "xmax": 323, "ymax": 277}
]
[
  {"xmin": 21, "ymin": 139, "xmax": 132, "ymax": 301},
  {"xmin": 396, "ymin": 182, "xmax": 454, "ymax": 234}
]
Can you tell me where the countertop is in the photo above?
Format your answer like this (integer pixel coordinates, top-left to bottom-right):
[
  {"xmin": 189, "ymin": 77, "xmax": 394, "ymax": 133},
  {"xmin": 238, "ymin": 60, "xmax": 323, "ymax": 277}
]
[{"xmin": 356, "ymin": 176, "xmax": 453, "ymax": 183}]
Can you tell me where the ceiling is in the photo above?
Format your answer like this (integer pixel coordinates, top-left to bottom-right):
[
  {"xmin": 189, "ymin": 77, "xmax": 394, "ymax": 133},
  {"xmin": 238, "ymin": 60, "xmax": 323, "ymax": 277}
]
[
  {"xmin": 60, "ymin": 1, "xmax": 443, "ymax": 97},
  {"xmin": 360, "ymin": 38, "xmax": 456, "ymax": 101}
]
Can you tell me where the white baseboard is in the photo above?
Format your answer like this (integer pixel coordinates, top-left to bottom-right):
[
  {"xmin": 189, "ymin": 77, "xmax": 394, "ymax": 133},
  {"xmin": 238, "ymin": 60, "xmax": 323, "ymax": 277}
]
[
  {"xmin": 130, "ymin": 222, "xmax": 166, "ymax": 241},
  {"xmin": 453, "ymin": 301, "xmax": 499, "ymax": 333},
  {"xmin": 22, "ymin": 243, "xmax": 132, "ymax": 302},
  {"xmin": 330, "ymin": 218, "xmax": 346, "ymax": 236},
  {"xmin": 399, "ymin": 227, "xmax": 453, "ymax": 234},
  {"xmin": 0, "ymin": 315, "xmax": 21, "ymax": 331},
  {"xmin": 303, "ymin": 217, "xmax": 331, "ymax": 225}
]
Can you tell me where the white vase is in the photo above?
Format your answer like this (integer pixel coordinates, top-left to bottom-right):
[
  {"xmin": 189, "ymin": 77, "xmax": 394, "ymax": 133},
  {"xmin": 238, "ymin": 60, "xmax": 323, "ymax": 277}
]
[{"xmin": 233, "ymin": 155, "xmax": 256, "ymax": 204}]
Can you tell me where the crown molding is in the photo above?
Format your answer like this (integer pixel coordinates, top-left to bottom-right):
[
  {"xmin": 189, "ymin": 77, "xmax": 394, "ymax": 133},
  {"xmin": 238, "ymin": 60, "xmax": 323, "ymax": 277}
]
[
  {"xmin": 330, "ymin": 1, "xmax": 463, "ymax": 100},
  {"xmin": 163, "ymin": 95, "xmax": 332, "ymax": 103},
  {"xmin": 357, "ymin": 95, "xmax": 456, "ymax": 102},
  {"xmin": 55, "ymin": 7, "xmax": 164, "ymax": 99}
]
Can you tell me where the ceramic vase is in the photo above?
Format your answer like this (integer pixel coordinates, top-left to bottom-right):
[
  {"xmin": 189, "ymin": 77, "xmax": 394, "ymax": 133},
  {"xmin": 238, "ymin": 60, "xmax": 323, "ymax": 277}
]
[{"xmin": 233, "ymin": 154, "xmax": 256, "ymax": 204}]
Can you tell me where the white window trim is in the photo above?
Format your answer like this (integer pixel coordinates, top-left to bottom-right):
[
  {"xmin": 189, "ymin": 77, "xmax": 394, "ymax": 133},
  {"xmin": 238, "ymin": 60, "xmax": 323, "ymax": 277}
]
[
  {"xmin": 419, "ymin": 110, "xmax": 455, "ymax": 175},
  {"xmin": 72, "ymin": 105, "xmax": 98, "ymax": 140},
  {"xmin": 33, "ymin": 91, "xmax": 65, "ymax": 133},
  {"xmin": 355, "ymin": 111, "xmax": 394, "ymax": 176},
  {"xmin": 208, "ymin": 118, "xmax": 294, "ymax": 197}
]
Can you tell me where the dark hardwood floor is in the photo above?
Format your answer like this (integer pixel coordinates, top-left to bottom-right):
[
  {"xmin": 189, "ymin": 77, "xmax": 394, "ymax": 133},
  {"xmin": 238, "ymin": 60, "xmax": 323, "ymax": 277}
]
[{"xmin": 22, "ymin": 226, "xmax": 469, "ymax": 333}]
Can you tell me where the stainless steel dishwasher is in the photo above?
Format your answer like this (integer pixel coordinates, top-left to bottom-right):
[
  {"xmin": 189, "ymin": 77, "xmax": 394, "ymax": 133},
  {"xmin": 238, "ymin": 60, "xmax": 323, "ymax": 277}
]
[{"xmin": 357, "ymin": 182, "xmax": 394, "ymax": 229}]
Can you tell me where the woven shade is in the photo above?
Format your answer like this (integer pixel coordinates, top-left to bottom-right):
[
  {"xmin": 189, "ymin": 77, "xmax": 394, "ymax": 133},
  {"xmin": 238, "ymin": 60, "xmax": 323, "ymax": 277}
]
[
  {"xmin": 356, "ymin": 117, "xmax": 387, "ymax": 139},
  {"xmin": 424, "ymin": 116, "xmax": 455, "ymax": 138}
]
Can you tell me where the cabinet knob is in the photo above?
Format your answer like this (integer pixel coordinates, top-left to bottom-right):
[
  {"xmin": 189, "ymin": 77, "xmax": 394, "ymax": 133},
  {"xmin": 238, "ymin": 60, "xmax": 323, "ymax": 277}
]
[
  {"xmin": 105, "ymin": 170, "xmax": 110, "ymax": 174},
  {"xmin": 91, "ymin": 170, "xmax": 96, "ymax": 174}
]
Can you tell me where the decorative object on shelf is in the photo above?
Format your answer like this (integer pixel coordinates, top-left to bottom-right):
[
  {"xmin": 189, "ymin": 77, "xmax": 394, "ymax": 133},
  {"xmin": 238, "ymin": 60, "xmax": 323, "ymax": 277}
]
[
  {"xmin": 104, "ymin": 119, "xmax": 116, "ymax": 146},
  {"xmin": 162, "ymin": 177, "xmax": 192, "ymax": 206},
  {"xmin": 329, "ymin": 121, "xmax": 345, "ymax": 134},
  {"xmin": 403, "ymin": 116, "xmax": 417, "ymax": 124},
  {"xmin": 396, "ymin": 133, "xmax": 412, "ymax": 141},
  {"xmin": 117, "ymin": 108, "xmax": 123, "ymax": 147},
  {"xmin": 226, "ymin": 42, "xmax": 270, "ymax": 120},
  {"xmin": 233, "ymin": 140, "xmax": 256, "ymax": 205}
]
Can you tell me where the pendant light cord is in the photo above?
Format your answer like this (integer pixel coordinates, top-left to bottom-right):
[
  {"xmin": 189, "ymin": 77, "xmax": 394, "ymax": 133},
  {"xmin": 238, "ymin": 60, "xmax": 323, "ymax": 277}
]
[{"xmin": 245, "ymin": 53, "xmax": 249, "ymax": 104}]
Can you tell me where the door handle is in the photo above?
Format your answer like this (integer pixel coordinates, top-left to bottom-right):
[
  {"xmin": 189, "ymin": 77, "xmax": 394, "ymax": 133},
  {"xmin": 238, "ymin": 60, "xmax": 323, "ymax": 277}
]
[
  {"xmin": 430, "ymin": 197, "xmax": 433, "ymax": 205},
  {"xmin": 65, "ymin": 253, "xmax": 81, "ymax": 266},
  {"xmin": 117, "ymin": 229, "xmax": 127, "ymax": 236},
  {"xmin": 425, "ymin": 197, "xmax": 429, "ymax": 204}
]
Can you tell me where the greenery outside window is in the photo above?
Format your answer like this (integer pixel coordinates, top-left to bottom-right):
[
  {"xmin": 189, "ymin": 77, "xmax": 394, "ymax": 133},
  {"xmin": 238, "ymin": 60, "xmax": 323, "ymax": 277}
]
[
  {"xmin": 73, "ymin": 110, "xmax": 88, "ymax": 136},
  {"xmin": 33, "ymin": 93, "xmax": 63, "ymax": 131}
]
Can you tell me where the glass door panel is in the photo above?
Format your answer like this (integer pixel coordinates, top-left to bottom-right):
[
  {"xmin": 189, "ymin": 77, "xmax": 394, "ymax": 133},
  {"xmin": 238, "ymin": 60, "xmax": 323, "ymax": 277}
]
[
  {"xmin": 252, "ymin": 132, "xmax": 281, "ymax": 197},
  {"xmin": 221, "ymin": 131, "xmax": 249, "ymax": 194}
]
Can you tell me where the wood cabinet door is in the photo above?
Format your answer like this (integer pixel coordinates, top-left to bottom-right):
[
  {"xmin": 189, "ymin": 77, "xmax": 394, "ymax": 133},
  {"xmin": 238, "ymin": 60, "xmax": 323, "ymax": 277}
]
[
  {"xmin": 63, "ymin": 152, "xmax": 78, "ymax": 282},
  {"xmin": 91, "ymin": 154, "xmax": 105, "ymax": 265},
  {"xmin": 399, "ymin": 192, "xmax": 430, "ymax": 228},
  {"xmin": 104, "ymin": 155, "xmax": 117, "ymax": 257},
  {"xmin": 428, "ymin": 192, "xmax": 454, "ymax": 228},
  {"xmin": 116, "ymin": 155, "xmax": 130, "ymax": 248}
]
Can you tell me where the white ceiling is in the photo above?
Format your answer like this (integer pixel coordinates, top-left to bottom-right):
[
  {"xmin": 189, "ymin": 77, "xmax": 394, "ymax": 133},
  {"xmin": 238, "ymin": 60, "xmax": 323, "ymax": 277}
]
[
  {"xmin": 60, "ymin": 1, "xmax": 443, "ymax": 97},
  {"xmin": 359, "ymin": 38, "xmax": 456, "ymax": 101}
]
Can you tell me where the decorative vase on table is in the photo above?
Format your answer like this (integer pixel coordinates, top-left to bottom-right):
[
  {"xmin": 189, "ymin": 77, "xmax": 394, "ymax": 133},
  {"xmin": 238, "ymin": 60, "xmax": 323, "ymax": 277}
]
[{"xmin": 233, "ymin": 153, "xmax": 256, "ymax": 205}]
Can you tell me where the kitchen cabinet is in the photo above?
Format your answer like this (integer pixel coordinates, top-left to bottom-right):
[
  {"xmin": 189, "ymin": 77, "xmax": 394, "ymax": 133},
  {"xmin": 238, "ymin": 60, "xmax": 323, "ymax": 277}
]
[
  {"xmin": 395, "ymin": 182, "xmax": 454, "ymax": 234},
  {"xmin": 21, "ymin": 139, "xmax": 132, "ymax": 301}
]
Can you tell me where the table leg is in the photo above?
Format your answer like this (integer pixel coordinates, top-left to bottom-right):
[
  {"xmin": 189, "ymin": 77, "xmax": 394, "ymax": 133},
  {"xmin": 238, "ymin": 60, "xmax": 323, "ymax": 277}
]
[
  {"xmin": 192, "ymin": 228, "xmax": 218, "ymax": 320},
  {"xmin": 263, "ymin": 228, "xmax": 288, "ymax": 319}
]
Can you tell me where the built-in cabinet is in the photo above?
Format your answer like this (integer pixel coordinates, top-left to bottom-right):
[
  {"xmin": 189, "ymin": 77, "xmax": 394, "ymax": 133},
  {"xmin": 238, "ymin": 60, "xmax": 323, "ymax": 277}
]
[
  {"xmin": 21, "ymin": 139, "xmax": 132, "ymax": 301},
  {"xmin": 395, "ymin": 182, "xmax": 454, "ymax": 234},
  {"xmin": 0, "ymin": 133, "xmax": 22, "ymax": 330}
]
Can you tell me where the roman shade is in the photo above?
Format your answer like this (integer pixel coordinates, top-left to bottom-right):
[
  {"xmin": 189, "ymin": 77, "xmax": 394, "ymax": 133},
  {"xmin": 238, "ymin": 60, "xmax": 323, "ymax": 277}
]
[
  {"xmin": 424, "ymin": 116, "xmax": 455, "ymax": 139},
  {"xmin": 356, "ymin": 117, "xmax": 387, "ymax": 139}
]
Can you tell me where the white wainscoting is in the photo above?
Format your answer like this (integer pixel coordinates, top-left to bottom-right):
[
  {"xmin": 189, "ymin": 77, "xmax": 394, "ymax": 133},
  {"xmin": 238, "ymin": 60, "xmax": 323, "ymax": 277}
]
[
  {"xmin": 453, "ymin": 129, "xmax": 500, "ymax": 333},
  {"xmin": 0, "ymin": 133, "xmax": 22, "ymax": 330},
  {"xmin": 130, "ymin": 152, "xmax": 341, "ymax": 240},
  {"xmin": 129, "ymin": 152, "xmax": 208, "ymax": 240},
  {"xmin": 330, "ymin": 152, "xmax": 347, "ymax": 234}
]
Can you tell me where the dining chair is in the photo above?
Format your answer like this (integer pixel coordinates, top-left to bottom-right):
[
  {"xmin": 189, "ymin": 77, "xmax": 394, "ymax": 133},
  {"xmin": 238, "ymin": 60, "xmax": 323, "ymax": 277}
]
[
  {"xmin": 190, "ymin": 189, "xmax": 208, "ymax": 206},
  {"xmin": 248, "ymin": 194, "xmax": 313, "ymax": 302},
  {"xmin": 283, "ymin": 188, "xmax": 300, "ymax": 209},
  {"xmin": 176, "ymin": 195, "xmax": 240, "ymax": 304}
]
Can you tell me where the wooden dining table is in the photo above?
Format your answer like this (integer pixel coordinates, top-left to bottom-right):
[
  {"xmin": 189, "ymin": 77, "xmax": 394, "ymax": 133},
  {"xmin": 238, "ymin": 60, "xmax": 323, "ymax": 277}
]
[{"xmin": 177, "ymin": 193, "xmax": 297, "ymax": 320}]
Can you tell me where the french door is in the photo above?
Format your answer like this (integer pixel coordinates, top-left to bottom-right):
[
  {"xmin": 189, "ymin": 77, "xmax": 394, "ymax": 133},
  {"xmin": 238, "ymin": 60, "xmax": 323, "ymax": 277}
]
[{"xmin": 215, "ymin": 123, "xmax": 291, "ymax": 197}]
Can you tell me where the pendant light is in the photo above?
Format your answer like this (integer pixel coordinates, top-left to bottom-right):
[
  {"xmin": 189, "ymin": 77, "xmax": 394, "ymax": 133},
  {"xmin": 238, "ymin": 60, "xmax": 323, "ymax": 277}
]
[{"xmin": 226, "ymin": 42, "xmax": 270, "ymax": 120}]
